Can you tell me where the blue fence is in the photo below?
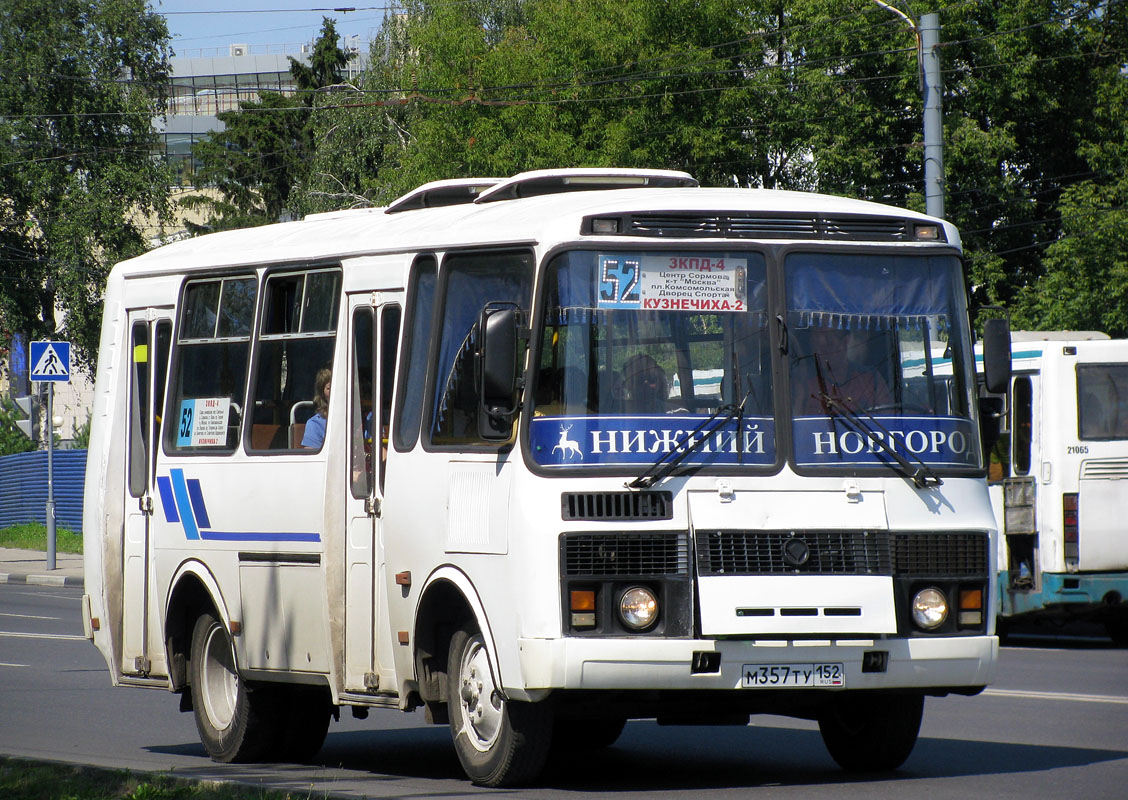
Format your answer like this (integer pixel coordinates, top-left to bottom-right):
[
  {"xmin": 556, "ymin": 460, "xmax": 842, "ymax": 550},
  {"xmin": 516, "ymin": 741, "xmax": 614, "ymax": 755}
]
[{"xmin": 0, "ymin": 450, "xmax": 87, "ymax": 533}]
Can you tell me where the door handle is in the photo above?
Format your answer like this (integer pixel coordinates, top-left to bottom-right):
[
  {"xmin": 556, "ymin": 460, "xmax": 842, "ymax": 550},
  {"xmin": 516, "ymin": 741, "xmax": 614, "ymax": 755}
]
[{"xmin": 366, "ymin": 496, "xmax": 382, "ymax": 518}]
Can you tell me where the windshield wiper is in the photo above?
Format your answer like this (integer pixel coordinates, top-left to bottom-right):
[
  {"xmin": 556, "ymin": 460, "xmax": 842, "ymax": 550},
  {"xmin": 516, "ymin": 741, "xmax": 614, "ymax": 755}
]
[
  {"xmin": 816, "ymin": 391, "xmax": 943, "ymax": 490},
  {"xmin": 626, "ymin": 390, "xmax": 754, "ymax": 490}
]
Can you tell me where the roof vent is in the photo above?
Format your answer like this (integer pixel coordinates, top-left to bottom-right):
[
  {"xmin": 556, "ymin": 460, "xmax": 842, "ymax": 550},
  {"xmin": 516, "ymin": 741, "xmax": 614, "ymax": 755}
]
[
  {"xmin": 385, "ymin": 178, "xmax": 503, "ymax": 214},
  {"xmin": 474, "ymin": 168, "xmax": 697, "ymax": 203}
]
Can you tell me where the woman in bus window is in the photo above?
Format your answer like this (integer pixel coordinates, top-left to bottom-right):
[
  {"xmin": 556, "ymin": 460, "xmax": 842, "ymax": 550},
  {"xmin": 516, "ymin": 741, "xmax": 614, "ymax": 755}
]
[{"xmin": 302, "ymin": 367, "xmax": 332, "ymax": 448}]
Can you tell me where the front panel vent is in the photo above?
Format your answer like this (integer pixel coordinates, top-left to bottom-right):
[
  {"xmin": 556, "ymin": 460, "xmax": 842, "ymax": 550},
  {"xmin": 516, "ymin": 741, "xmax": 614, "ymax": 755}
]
[
  {"xmin": 561, "ymin": 491, "xmax": 673, "ymax": 521},
  {"xmin": 607, "ymin": 212, "xmax": 923, "ymax": 242},
  {"xmin": 695, "ymin": 530, "xmax": 891, "ymax": 576},
  {"xmin": 562, "ymin": 532, "xmax": 689, "ymax": 576},
  {"xmin": 891, "ymin": 532, "xmax": 989, "ymax": 576}
]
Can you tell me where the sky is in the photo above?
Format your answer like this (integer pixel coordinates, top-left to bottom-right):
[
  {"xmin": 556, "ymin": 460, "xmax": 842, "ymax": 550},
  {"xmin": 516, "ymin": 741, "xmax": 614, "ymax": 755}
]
[{"xmin": 154, "ymin": 1, "xmax": 388, "ymax": 58}]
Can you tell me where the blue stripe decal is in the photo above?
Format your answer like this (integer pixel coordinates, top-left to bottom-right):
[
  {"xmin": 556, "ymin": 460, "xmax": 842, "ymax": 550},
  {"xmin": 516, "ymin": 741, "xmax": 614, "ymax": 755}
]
[
  {"xmin": 199, "ymin": 531, "xmax": 321, "ymax": 542},
  {"xmin": 169, "ymin": 469, "xmax": 199, "ymax": 540},
  {"xmin": 186, "ymin": 478, "xmax": 211, "ymax": 529},
  {"xmin": 156, "ymin": 477, "xmax": 179, "ymax": 524}
]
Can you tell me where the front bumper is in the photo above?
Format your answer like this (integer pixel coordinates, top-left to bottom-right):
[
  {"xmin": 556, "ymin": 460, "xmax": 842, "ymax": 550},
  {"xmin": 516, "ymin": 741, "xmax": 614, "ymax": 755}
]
[{"xmin": 514, "ymin": 634, "xmax": 997, "ymax": 698}]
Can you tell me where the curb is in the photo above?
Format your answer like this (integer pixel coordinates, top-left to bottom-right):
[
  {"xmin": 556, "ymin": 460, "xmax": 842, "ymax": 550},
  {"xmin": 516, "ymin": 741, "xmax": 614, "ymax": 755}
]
[{"xmin": 0, "ymin": 572, "xmax": 83, "ymax": 588}]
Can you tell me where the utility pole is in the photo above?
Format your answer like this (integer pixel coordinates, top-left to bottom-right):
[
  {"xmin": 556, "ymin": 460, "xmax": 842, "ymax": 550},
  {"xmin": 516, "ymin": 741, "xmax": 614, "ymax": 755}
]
[
  {"xmin": 874, "ymin": 3, "xmax": 944, "ymax": 219},
  {"xmin": 920, "ymin": 13, "xmax": 944, "ymax": 219}
]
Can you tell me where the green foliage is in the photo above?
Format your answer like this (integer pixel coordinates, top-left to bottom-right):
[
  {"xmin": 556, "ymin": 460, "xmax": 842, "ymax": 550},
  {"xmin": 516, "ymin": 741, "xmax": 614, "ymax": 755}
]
[
  {"xmin": 72, "ymin": 409, "xmax": 93, "ymax": 449},
  {"xmin": 0, "ymin": 523, "xmax": 82, "ymax": 554},
  {"xmin": 0, "ymin": 757, "xmax": 306, "ymax": 799},
  {"xmin": 184, "ymin": 17, "xmax": 356, "ymax": 230},
  {"xmin": 0, "ymin": 398, "xmax": 35, "ymax": 456},
  {"xmin": 0, "ymin": 0, "xmax": 173, "ymax": 369},
  {"xmin": 291, "ymin": 0, "xmax": 1128, "ymax": 334}
]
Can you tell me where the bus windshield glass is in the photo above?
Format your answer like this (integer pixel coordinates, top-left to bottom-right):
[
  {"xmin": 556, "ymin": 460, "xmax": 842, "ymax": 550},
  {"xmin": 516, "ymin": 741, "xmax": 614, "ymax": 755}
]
[
  {"xmin": 529, "ymin": 250, "xmax": 774, "ymax": 469},
  {"xmin": 786, "ymin": 252, "xmax": 980, "ymax": 472}
]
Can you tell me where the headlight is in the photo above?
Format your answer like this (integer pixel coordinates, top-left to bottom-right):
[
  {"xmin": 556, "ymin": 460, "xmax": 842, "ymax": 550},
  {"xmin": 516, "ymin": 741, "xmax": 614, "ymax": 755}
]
[
  {"xmin": 911, "ymin": 587, "xmax": 949, "ymax": 630},
  {"xmin": 619, "ymin": 586, "xmax": 659, "ymax": 631}
]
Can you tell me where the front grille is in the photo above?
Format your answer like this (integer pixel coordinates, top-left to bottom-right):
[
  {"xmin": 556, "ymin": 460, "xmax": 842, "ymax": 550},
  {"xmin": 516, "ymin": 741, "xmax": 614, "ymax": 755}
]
[
  {"xmin": 561, "ymin": 491, "xmax": 673, "ymax": 521},
  {"xmin": 695, "ymin": 530, "xmax": 891, "ymax": 575},
  {"xmin": 617, "ymin": 212, "xmax": 920, "ymax": 242},
  {"xmin": 562, "ymin": 532, "xmax": 689, "ymax": 576},
  {"xmin": 694, "ymin": 530, "xmax": 990, "ymax": 577},
  {"xmin": 891, "ymin": 532, "xmax": 988, "ymax": 576}
]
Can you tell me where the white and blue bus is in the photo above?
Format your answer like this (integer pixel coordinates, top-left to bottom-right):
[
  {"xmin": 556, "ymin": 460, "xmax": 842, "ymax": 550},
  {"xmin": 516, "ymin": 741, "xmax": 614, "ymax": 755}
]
[
  {"xmin": 984, "ymin": 332, "xmax": 1128, "ymax": 642},
  {"xmin": 82, "ymin": 169, "xmax": 1010, "ymax": 786}
]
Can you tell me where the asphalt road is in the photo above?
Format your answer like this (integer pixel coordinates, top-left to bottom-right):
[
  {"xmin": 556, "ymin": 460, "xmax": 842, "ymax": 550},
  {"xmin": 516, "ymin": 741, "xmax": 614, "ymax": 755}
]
[{"xmin": 1, "ymin": 582, "xmax": 1126, "ymax": 799}]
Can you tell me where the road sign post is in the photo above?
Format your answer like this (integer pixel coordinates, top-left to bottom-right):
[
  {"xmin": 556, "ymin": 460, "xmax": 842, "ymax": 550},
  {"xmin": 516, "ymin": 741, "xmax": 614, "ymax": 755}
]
[{"xmin": 30, "ymin": 341, "xmax": 71, "ymax": 571}]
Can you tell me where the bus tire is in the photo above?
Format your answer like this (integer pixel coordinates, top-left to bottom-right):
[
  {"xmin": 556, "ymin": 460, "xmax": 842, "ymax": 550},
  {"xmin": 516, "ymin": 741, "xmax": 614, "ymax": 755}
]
[
  {"xmin": 817, "ymin": 692, "xmax": 923, "ymax": 772},
  {"xmin": 447, "ymin": 622, "xmax": 551, "ymax": 787},
  {"xmin": 189, "ymin": 612, "xmax": 277, "ymax": 763}
]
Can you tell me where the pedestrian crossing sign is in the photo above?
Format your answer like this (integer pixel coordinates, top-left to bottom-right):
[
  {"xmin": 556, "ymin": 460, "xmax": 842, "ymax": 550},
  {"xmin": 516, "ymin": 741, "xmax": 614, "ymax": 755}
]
[{"xmin": 30, "ymin": 341, "xmax": 71, "ymax": 382}]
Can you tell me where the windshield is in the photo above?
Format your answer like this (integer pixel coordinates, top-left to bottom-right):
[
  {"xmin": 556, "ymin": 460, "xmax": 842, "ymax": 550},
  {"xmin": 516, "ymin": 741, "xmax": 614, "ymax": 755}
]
[
  {"xmin": 786, "ymin": 252, "xmax": 981, "ymax": 471},
  {"xmin": 528, "ymin": 250, "xmax": 774, "ymax": 469}
]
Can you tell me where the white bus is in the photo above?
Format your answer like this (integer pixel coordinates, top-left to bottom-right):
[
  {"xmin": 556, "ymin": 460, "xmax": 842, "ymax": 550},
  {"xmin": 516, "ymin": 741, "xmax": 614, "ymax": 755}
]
[
  {"xmin": 985, "ymin": 332, "xmax": 1128, "ymax": 643},
  {"xmin": 82, "ymin": 168, "xmax": 1010, "ymax": 786}
]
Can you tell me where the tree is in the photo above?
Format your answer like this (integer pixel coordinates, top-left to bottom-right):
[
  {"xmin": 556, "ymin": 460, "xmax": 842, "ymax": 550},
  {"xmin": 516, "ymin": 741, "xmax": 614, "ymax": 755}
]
[
  {"xmin": 184, "ymin": 18, "xmax": 355, "ymax": 230},
  {"xmin": 0, "ymin": 0, "xmax": 172, "ymax": 367},
  {"xmin": 297, "ymin": 0, "xmax": 1128, "ymax": 335}
]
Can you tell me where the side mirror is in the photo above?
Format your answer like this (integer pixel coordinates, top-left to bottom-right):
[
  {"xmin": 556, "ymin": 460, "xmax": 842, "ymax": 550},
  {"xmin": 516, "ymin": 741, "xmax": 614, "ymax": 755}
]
[
  {"xmin": 982, "ymin": 317, "xmax": 1011, "ymax": 395},
  {"xmin": 477, "ymin": 304, "xmax": 522, "ymax": 441}
]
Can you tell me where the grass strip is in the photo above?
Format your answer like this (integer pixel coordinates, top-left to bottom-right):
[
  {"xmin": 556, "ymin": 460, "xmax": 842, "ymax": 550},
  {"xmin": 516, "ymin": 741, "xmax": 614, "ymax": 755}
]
[
  {"xmin": 0, "ymin": 757, "xmax": 330, "ymax": 800},
  {"xmin": 0, "ymin": 523, "xmax": 82, "ymax": 554}
]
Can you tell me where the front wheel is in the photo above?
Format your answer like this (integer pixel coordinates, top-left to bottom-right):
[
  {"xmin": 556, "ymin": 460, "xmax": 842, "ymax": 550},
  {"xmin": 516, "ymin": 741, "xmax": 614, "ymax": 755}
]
[
  {"xmin": 447, "ymin": 622, "xmax": 552, "ymax": 787},
  {"xmin": 189, "ymin": 612, "xmax": 278, "ymax": 763},
  {"xmin": 817, "ymin": 692, "xmax": 924, "ymax": 772}
]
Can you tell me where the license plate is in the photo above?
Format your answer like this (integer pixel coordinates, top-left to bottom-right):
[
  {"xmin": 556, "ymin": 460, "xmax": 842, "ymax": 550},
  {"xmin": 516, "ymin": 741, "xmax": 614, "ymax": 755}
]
[{"xmin": 741, "ymin": 663, "xmax": 845, "ymax": 688}]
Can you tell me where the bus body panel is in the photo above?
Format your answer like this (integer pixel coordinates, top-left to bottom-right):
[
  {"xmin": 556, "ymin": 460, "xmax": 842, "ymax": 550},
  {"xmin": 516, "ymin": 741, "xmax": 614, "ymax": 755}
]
[
  {"xmin": 990, "ymin": 336, "xmax": 1128, "ymax": 627},
  {"xmin": 80, "ymin": 178, "xmax": 998, "ymax": 781}
]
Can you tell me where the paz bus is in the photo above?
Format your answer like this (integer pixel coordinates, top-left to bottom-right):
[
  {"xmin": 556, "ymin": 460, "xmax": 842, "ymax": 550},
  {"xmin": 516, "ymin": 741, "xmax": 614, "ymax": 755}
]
[
  {"xmin": 82, "ymin": 168, "xmax": 1011, "ymax": 786},
  {"xmin": 984, "ymin": 331, "xmax": 1128, "ymax": 643}
]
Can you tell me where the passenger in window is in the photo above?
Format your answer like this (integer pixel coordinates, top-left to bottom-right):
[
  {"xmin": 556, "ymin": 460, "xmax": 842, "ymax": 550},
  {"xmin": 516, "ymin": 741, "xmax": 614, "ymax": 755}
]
[
  {"xmin": 793, "ymin": 326, "xmax": 893, "ymax": 416},
  {"xmin": 302, "ymin": 367, "xmax": 332, "ymax": 448},
  {"xmin": 619, "ymin": 353, "xmax": 671, "ymax": 414}
]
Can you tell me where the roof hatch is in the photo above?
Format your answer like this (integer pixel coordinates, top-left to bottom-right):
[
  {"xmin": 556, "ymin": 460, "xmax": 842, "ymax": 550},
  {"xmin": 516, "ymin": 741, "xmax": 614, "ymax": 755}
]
[
  {"xmin": 384, "ymin": 178, "xmax": 503, "ymax": 214},
  {"xmin": 474, "ymin": 168, "xmax": 698, "ymax": 203}
]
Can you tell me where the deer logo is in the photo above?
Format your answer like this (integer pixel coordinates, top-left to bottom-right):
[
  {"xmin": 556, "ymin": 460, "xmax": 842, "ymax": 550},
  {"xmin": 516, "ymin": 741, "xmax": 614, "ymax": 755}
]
[{"xmin": 552, "ymin": 424, "xmax": 583, "ymax": 460}]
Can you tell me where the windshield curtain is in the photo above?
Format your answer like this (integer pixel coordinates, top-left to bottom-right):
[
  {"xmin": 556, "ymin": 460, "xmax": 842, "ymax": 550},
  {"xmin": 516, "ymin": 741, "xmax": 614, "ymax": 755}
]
[
  {"xmin": 786, "ymin": 252, "xmax": 981, "ymax": 471},
  {"xmin": 529, "ymin": 250, "xmax": 774, "ymax": 469}
]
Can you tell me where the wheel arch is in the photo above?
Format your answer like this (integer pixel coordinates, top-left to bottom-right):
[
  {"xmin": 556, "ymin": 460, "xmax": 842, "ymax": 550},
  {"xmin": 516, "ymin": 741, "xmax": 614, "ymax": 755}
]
[
  {"xmin": 412, "ymin": 566, "xmax": 501, "ymax": 718},
  {"xmin": 164, "ymin": 559, "xmax": 233, "ymax": 692}
]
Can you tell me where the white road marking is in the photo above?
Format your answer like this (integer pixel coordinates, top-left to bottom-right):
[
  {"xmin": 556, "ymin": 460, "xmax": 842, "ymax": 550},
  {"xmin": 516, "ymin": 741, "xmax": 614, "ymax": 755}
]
[
  {"xmin": 0, "ymin": 630, "xmax": 86, "ymax": 642},
  {"xmin": 0, "ymin": 661, "xmax": 29, "ymax": 667},
  {"xmin": 0, "ymin": 611, "xmax": 60, "ymax": 621},
  {"xmin": 984, "ymin": 687, "xmax": 1128, "ymax": 706}
]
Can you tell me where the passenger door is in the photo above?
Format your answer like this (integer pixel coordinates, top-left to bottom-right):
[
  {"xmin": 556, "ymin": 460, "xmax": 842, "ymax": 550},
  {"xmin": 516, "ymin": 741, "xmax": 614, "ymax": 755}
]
[
  {"xmin": 343, "ymin": 298, "xmax": 401, "ymax": 692},
  {"xmin": 121, "ymin": 310, "xmax": 172, "ymax": 676}
]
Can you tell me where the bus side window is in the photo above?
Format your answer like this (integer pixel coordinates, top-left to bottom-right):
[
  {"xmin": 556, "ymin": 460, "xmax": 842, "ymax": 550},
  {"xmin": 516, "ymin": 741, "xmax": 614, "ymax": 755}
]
[
  {"xmin": 379, "ymin": 306, "xmax": 401, "ymax": 491},
  {"xmin": 429, "ymin": 251, "xmax": 532, "ymax": 447},
  {"xmin": 393, "ymin": 257, "xmax": 437, "ymax": 452},
  {"xmin": 166, "ymin": 276, "xmax": 256, "ymax": 452},
  {"xmin": 1012, "ymin": 376, "xmax": 1033, "ymax": 475},
  {"xmin": 249, "ymin": 268, "xmax": 341, "ymax": 452}
]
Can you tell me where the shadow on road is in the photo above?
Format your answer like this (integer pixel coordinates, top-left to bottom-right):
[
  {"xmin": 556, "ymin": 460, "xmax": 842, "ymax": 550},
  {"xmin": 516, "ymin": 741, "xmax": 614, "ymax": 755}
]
[{"xmin": 144, "ymin": 720, "xmax": 1127, "ymax": 792}]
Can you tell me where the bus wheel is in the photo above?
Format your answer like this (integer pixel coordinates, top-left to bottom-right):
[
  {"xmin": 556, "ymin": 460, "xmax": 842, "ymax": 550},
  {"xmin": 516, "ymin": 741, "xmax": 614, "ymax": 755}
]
[
  {"xmin": 190, "ymin": 612, "xmax": 277, "ymax": 763},
  {"xmin": 817, "ymin": 692, "xmax": 924, "ymax": 772},
  {"xmin": 447, "ymin": 622, "xmax": 551, "ymax": 787}
]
